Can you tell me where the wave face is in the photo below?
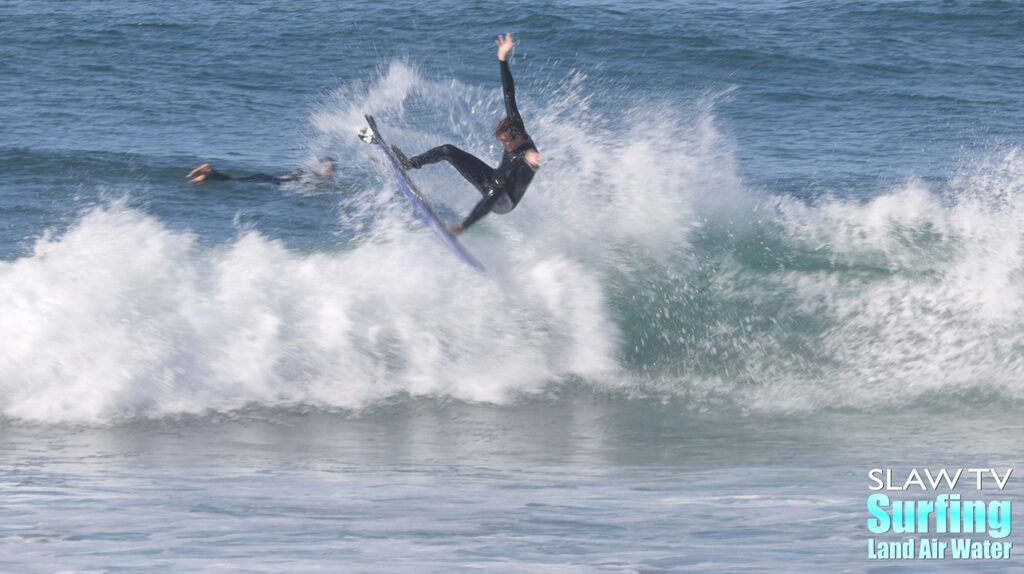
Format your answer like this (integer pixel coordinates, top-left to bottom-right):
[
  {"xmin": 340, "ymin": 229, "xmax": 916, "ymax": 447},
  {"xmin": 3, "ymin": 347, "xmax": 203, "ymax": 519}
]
[{"xmin": 3, "ymin": 57, "xmax": 1024, "ymax": 424}]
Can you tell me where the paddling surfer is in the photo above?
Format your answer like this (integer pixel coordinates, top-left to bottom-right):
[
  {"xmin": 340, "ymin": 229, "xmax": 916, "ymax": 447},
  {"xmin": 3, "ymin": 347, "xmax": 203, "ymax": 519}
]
[{"xmin": 186, "ymin": 157, "xmax": 336, "ymax": 185}]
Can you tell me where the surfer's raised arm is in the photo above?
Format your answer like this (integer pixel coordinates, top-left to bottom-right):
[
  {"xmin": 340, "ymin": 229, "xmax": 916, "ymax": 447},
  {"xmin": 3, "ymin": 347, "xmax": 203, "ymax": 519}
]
[
  {"xmin": 496, "ymin": 33, "xmax": 540, "ymax": 171},
  {"xmin": 497, "ymin": 32, "xmax": 515, "ymax": 62},
  {"xmin": 496, "ymin": 33, "xmax": 525, "ymax": 136},
  {"xmin": 379, "ymin": 33, "xmax": 541, "ymax": 237}
]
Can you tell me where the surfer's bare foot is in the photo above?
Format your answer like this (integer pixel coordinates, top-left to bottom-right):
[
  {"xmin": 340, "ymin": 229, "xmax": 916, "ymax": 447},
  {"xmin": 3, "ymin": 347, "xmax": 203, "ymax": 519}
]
[{"xmin": 447, "ymin": 222, "xmax": 464, "ymax": 236}]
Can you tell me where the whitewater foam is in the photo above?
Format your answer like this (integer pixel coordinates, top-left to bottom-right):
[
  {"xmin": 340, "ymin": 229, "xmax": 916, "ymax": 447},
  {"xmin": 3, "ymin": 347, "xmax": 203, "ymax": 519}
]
[{"xmin": 0, "ymin": 200, "xmax": 620, "ymax": 424}]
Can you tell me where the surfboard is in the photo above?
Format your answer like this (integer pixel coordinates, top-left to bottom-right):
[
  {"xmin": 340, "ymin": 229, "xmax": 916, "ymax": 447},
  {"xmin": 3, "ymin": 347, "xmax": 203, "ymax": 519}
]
[{"xmin": 359, "ymin": 115, "xmax": 485, "ymax": 271}]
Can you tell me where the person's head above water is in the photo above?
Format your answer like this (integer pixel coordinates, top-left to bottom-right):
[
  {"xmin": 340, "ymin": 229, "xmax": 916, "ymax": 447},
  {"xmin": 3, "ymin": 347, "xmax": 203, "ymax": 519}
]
[
  {"xmin": 316, "ymin": 156, "xmax": 336, "ymax": 178},
  {"xmin": 493, "ymin": 118, "xmax": 526, "ymax": 151}
]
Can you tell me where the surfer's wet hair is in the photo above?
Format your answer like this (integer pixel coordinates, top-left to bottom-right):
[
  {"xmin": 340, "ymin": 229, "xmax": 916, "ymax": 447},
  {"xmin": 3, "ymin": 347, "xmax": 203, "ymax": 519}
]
[{"xmin": 494, "ymin": 118, "xmax": 524, "ymax": 141}]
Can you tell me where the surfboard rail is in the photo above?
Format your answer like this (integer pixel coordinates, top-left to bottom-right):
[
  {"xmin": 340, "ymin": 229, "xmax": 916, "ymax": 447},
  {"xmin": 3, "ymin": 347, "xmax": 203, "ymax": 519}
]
[{"xmin": 361, "ymin": 115, "xmax": 485, "ymax": 271}]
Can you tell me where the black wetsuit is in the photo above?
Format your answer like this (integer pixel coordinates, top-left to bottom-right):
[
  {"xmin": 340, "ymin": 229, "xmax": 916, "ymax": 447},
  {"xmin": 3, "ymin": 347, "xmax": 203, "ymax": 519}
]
[
  {"xmin": 408, "ymin": 59, "xmax": 538, "ymax": 231},
  {"xmin": 213, "ymin": 170, "xmax": 305, "ymax": 185}
]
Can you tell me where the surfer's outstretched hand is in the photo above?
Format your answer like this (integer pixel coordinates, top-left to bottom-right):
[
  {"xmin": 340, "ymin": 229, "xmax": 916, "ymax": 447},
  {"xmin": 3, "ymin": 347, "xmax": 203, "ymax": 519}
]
[
  {"xmin": 524, "ymin": 149, "xmax": 541, "ymax": 169},
  {"xmin": 496, "ymin": 33, "xmax": 515, "ymax": 61},
  {"xmin": 447, "ymin": 222, "xmax": 465, "ymax": 236}
]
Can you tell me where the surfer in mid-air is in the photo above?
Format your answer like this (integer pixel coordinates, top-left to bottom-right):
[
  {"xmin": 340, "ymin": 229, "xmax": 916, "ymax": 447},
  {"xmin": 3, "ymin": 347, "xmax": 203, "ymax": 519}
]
[
  {"xmin": 186, "ymin": 157, "xmax": 336, "ymax": 185},
  {"xmin": 392, "ymin": 33, "xmax": 541, "ymax": 235}
]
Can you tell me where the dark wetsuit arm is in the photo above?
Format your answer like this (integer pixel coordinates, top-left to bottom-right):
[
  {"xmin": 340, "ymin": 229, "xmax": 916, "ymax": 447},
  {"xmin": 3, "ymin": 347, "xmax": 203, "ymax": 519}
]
[
  {"xmin": 500, "ymin": 60, "xmax": 524, "ymax": 130},
  {"xmin": 501, "ymin": 59, "xmax": 537, "ymax": 159}
]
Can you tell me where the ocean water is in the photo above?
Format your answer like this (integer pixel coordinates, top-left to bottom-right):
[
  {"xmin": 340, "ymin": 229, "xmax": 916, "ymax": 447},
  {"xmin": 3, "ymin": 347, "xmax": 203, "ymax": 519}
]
[{"xmin": 2, "ymin": 0, "xmax": 1023, "ymax": 572}]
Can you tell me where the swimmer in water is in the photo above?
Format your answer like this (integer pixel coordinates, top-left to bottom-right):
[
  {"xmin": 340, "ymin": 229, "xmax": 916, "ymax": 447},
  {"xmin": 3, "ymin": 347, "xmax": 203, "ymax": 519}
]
[{"xmin": 186, "ymin": 157, "xmax": 336, "ymax": 185}]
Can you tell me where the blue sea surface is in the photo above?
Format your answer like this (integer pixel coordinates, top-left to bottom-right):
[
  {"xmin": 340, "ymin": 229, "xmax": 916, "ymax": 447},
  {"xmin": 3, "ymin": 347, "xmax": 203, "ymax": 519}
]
[{"xmin": 2, "ymin": 1, "xmax": 1023, "ymax": 571}]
